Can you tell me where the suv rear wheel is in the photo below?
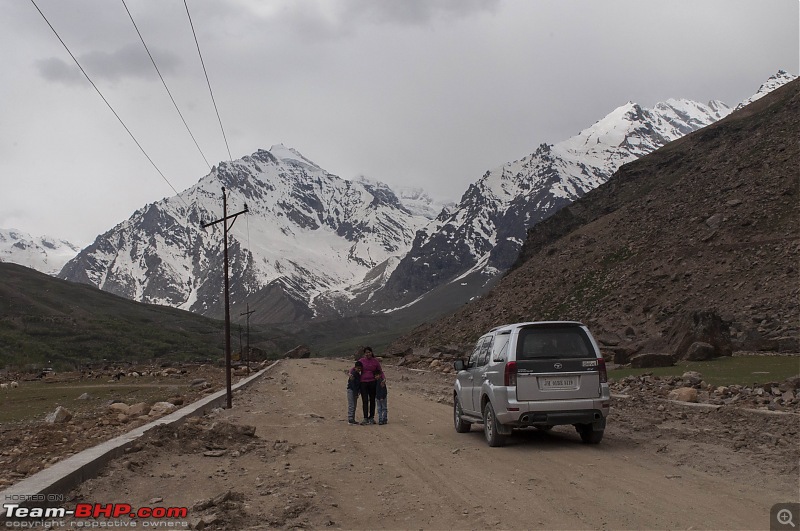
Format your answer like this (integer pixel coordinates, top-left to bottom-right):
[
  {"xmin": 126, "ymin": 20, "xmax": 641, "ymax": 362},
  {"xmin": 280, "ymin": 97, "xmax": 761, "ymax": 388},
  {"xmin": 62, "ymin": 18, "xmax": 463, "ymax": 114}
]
[
  {"xmin": 483, "ymin": 402, "xmax": 506, "ymax": 447},
  {"xmin": 576, "ymin": 423, "xmax": 604, "ymax": 444},
  {"xmin": 454, "ymin": 396, "xmax": 472, "ymax": 433}
]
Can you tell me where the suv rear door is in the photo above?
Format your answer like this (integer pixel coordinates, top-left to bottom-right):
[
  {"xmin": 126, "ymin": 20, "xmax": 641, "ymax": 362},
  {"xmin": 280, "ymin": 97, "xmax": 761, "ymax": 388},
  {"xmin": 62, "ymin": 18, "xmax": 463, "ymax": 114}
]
[{"xmin": 513, "ymin": 324, "xmax": 602, "ymax": 401}]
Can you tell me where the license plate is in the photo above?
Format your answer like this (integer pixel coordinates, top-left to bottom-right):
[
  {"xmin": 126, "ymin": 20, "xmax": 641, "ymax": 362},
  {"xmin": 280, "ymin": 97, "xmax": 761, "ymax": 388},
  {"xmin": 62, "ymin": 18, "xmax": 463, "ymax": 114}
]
[{"xmin": 540, "ymin": 376, "xmax": 577, "ymax": 389}]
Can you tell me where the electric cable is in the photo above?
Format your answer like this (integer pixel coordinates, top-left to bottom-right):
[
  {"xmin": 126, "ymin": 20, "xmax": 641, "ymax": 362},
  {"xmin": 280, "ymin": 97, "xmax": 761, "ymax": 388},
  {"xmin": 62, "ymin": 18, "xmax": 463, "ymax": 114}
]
[
  {"xmin": 121, "ymin": 0, "xmax": 212, "ymax": 171},
  {"xmin": 29, "ymin": 0, "xmax": 190, "ymax": 209},
  {"xmin": 184, "ymin": 0, "xmax": 233, "ymax": 163}
]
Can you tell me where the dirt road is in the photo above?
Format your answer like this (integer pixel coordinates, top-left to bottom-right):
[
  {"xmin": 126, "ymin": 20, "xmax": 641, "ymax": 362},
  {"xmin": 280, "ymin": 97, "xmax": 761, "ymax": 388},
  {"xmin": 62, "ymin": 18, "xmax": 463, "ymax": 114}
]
[{"xmin": 66, "ymin": 358, "xmax": 797, "ymax": 530}]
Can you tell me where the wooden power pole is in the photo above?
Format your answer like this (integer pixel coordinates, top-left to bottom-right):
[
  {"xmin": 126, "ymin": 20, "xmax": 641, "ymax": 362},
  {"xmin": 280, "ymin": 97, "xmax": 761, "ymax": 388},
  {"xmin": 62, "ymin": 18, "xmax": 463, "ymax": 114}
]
[{"xmin": 202, "ymin": 186, "xmax": 248, "ymax": 408}]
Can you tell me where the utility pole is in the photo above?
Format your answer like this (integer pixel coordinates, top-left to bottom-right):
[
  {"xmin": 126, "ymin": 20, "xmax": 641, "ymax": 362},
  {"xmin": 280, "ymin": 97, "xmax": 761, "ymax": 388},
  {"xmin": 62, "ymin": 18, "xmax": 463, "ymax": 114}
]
[
  {"xmin": 202, "ymin": 186, "xmax": 248, "ymax": 409},
  {"xmin": 240, "ymin": 304, "xmax": 255, "ymax": 371},
  {"xmin": 238, "ymin": 325, "xmax": 243, "ymax": 362}
]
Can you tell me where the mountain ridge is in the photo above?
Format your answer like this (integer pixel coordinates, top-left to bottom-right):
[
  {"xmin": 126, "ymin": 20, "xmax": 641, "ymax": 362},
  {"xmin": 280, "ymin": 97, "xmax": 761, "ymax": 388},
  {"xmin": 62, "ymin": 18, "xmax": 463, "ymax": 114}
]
[
  {"xmin": 17, "ymin": 71, "xmax": 794, "ymax": 336},
  {"xmin": 362, "ymin": 95, "xmax": 737, "ymax": 313},
  {"xmin": 386, "ymin": 78, "xmax": 800, "ymax": 358},
  {"xmin": 59, "ymin": 144, "xmax": 437, "ymax": 323}
]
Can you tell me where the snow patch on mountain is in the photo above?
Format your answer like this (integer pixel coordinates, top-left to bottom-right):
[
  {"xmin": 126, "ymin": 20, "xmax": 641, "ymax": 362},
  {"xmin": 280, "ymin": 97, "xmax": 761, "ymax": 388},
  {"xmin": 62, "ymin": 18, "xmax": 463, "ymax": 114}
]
[{"xmin": 0, "ymin": 228, "xmax": 81, "ymax": 275}]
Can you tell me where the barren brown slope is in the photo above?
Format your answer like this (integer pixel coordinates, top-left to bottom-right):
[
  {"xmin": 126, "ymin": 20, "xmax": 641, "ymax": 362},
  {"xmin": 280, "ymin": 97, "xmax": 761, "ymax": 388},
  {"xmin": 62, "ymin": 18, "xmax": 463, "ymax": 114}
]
[{"xmin": 387, "ymin": 79, "xmax": 799, "ymax": 356}]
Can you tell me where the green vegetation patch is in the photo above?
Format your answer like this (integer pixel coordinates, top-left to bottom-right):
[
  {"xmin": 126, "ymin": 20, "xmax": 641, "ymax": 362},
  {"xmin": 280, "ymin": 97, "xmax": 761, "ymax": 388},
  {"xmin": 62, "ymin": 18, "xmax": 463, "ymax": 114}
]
[
  {"xmin": 0, "ymin": 377, "xmax": 189, "ymax": 424},
  {"xmin": 610, "ymin": 355, "xmax": 800, "ymax": 387}
]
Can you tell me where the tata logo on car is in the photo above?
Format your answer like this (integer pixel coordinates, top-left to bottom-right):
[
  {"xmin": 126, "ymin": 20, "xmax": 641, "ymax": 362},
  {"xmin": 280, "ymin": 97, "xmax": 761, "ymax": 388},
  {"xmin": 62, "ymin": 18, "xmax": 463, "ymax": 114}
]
[{"xmin": 553, "ymin": 363, "xmax": 563, "ymax": 369}]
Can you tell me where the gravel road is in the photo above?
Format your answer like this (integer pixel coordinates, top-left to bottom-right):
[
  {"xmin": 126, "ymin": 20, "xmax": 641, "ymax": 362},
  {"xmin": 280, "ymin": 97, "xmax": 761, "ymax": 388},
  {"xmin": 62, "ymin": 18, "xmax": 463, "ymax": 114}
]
[{"xmin": 64, "ymin": 358, "xmax": 798, "ymax": 530}]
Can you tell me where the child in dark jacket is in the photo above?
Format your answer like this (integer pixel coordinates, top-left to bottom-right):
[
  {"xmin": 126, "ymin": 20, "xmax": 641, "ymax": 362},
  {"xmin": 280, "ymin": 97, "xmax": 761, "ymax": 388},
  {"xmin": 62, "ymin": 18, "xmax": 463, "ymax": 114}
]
[
  {"xmin": 346, "ymin": 361, "xmax": 363, "ymax": 425},
  {"xmin": 374, "ymin": 369, "xmax": 388, "ymax": 425}
]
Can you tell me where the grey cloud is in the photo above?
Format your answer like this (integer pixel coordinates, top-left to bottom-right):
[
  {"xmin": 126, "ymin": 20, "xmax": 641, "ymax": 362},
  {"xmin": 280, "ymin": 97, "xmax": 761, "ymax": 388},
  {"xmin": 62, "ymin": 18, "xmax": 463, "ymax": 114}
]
[
  {"xmin": 37, "ymin": 43, "xmax": 181, "ymax": 85},
  {"xmin": 342, "ymin": 0, "xmax": 501, "ymax": 25},
  {"xmin": 234, "ymin": 0, "xmax": 501, "ymax": 42},
  {"xmin": 36, "ymin": 57, "xmax": 84, "ymax": 85}
]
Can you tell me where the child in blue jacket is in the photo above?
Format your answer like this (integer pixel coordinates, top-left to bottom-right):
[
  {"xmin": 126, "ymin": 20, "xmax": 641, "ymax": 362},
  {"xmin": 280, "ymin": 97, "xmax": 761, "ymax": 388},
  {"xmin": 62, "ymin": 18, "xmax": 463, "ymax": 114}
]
[
  {"xmin": 374, "ymin": 369, "xmax": 388, "ymax": 425},
  {"xmin": 346, "ymin": 361, "xmax": 363, "ymax": 425}
]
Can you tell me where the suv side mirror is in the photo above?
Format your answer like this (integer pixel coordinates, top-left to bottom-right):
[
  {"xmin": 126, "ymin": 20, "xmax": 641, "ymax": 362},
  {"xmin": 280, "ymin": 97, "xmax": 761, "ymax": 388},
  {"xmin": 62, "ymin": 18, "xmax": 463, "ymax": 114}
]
[{"xmin": 453, "ymin": 359, "xmax": 466, "ymax": 372}]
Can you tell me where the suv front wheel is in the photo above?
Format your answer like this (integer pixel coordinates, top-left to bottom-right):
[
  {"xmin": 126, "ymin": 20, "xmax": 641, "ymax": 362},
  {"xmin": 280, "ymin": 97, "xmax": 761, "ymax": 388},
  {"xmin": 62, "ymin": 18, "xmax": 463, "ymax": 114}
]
[
  {"xmin": 483, "ymin": 402, "xmax": 506, "ymax": 447},
  {"xmin": 453, "ymin": 396, "xmax": 472, "ymax": 433}
]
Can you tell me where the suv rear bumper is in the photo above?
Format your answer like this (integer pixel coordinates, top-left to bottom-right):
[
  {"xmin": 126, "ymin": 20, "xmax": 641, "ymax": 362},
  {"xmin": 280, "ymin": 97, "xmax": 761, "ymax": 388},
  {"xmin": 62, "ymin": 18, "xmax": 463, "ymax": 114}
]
[
  {"xmin": 493, "ymin": 392, "xmax": 610, "ymax": 427},
  {"xmin": 515, "ymin": 409, "xmax": 605, "ymax": 427}
]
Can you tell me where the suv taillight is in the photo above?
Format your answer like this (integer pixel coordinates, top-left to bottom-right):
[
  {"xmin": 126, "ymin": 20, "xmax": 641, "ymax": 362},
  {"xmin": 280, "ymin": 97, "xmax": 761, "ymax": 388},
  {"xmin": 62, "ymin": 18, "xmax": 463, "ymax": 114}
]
[
  {"xmin": 504, "ymin": 361, "xmax": 517, "ymax": 386},
  {"xmin": 598, "ymin": 358, "xmax": 607, "ymax": 384}
]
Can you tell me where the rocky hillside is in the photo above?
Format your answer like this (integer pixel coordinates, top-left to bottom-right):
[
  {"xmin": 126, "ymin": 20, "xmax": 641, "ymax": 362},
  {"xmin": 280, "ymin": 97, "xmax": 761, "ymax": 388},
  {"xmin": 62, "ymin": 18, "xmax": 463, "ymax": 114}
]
[{"xmin": 386, "ymin": 79, "xmax": 799, "ymax": 360}]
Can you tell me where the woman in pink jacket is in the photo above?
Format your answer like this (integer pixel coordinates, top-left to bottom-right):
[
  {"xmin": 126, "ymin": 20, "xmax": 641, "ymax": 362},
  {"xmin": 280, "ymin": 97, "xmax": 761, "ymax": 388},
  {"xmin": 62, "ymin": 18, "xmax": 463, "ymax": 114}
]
[{"xmin": 358, "ymin": 346, "xmax": 383, "ymax": 425}]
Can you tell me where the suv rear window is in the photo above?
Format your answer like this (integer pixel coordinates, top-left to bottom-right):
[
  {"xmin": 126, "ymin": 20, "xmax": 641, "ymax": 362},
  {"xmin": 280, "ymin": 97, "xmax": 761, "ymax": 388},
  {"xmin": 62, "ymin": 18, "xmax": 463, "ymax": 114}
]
[{"xmin": 516, "ymin": 325, "xmax": 594, "ymax": 360}]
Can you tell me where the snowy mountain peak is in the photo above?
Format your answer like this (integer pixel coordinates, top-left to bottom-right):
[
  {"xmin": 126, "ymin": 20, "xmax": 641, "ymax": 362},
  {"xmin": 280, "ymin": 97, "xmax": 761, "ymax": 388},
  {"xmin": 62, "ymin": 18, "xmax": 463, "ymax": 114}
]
[
  {"xmin": 0, "ymin": 228, "xmax": 80, "ymax": 275},
  {"xmin": 60, "ymin": 146, "xmax": 432, "ymax": 321},
  {"xmin": 268, "ymin": 143, "xmax": 321, "ymax": 170},
  {"xmin": 736, "ymin": 70, "xmax": 797, "ymax": 110},
  {"xmin": 371, "ymin": 83, "xmax": 781, "ymax": 311}
]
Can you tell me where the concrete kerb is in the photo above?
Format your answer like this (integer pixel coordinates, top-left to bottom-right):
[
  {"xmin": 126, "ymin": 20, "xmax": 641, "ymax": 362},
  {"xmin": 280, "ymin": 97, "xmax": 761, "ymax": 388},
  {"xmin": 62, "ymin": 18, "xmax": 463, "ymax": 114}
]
[{"xmin": 0, "ymin": 360, "xmax": 281, "ymax": 519}]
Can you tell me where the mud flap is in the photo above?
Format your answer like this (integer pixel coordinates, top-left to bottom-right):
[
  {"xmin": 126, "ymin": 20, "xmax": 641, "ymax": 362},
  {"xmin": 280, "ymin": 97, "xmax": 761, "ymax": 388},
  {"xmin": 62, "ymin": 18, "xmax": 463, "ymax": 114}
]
[
  {"xmin": 592, "ymin": 417, "xmax": 607, "ymax": 431},
  {"xmin": 497, "ymin": 422, "xmax": 513, "ymax": 436}
]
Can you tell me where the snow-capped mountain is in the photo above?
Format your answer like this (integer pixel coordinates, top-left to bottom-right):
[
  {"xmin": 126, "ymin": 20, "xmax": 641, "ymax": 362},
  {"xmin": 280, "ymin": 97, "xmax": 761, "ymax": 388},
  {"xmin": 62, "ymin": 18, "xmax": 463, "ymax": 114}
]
[
  {"xmin": 0, "ymin": 229, "xmax": 80, "ymax": 275},
  {"xmin": 59, "ymin": 145, "xmax": 432, "ymax": 322},
  {"xmin": 366, "ymin": 72, "xmax": 797, "ymax": 311},
  {"xmin": 735, "ymin": 70, "xmax": 796, "ymax": 110},
  {"xmin": 355, "ymin": 177, "xmax": 453, "ymax": 219},
  {"xmin": 57, "ymin": 71, "xmax": 796, "ymax": 325}
]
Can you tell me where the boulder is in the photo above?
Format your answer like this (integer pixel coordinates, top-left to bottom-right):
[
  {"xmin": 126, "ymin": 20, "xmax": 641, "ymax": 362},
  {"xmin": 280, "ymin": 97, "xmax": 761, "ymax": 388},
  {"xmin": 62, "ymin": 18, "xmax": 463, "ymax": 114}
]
[
  {"xmin": 284, "ymin": 345, "xmax": 311, "ymax": 359},
  {"xmin": 685, "ymin": 342, "xmax": 716, "ymax": 361},
  {"xmin": 607, "ymin": 346, "xmax": 639, "ymax": 365},
  {"xmin": 669, "ymin": 310, "xmax": 733, "ymax": 360},
  {"xmin": 630, "ymin": 353, "xmax": 675, "ymax": 368},
  {"xmin": 149, "ymin": 402, "xmax": 177, "ymax": 417},
  {"xmin": 127, "ymin": 402, "xmax": 150, "ymax": 416},
  {"xmin": 669, "ymin": 387, "xmax": 699, "ymax": 402},
  {"xmin": 429, "ymin": 345, "xmax": 467, "ymax": 357},
  {"xmin": 682, "ymin": 371, "xmax": 703, "ymax": 387},
  {"xmin": 108, "ymin": 403, "xmax": 130, "ymax": 414},
  {"xmin": 45, "ymin": 406, "xmax": 73, "ymax": 424}
]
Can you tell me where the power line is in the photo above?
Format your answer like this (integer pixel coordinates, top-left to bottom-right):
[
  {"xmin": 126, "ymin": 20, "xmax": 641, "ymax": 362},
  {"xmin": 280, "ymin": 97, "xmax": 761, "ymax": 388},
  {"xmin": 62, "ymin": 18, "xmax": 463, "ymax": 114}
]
[
  {"xmin": 121, "ymin": 0, "xmax": 212, "ymax": 171},
  {"xmin": 184, "ymin": 0, "xmax": 233, "ymax": 162},
  {"xmin": 28, "ymin": 0, "xmax": 190, "ymax": 209}
]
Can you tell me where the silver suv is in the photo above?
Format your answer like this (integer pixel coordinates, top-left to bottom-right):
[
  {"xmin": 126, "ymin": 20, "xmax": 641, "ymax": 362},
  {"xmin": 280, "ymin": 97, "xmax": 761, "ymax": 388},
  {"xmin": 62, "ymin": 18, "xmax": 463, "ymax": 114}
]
[{"xmin": 453, "ymin": 321, "xmax": 609, "ymax": 447}]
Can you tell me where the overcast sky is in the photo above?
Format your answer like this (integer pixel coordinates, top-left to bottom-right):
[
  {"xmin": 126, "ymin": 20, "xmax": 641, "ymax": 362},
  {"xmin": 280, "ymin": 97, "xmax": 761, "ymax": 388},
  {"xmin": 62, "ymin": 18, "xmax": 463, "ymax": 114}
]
[{"xmin": 1, "ymin": 0, "xmax": 797, "ymax": 245}]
